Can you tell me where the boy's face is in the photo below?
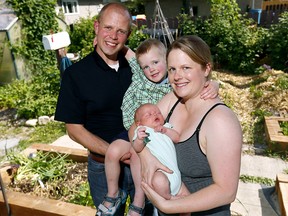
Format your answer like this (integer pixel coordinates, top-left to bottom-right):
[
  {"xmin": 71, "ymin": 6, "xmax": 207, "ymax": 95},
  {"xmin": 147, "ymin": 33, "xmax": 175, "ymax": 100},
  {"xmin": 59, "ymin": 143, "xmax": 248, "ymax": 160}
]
[{"xmin": 138, "ymin": 47, "xmax": 167, "ymax": 83}]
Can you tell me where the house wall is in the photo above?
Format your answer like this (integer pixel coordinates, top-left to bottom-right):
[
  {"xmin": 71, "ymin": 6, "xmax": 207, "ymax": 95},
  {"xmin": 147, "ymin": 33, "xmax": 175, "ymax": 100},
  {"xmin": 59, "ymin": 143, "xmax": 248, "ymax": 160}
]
[
  {"xmin": 56, "ymin": 0, "xmax": 104, "ymax": 25},
  {"xmin": 142, "ymin": 0, "xmax": 266, "ymax": 20}
]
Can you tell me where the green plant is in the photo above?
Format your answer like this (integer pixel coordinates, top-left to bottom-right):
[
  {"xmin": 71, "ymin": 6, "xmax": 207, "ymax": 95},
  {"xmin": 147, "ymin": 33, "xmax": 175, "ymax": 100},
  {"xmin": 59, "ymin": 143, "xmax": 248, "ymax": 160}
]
[
  {"xmin": 6, "ymin": 0, "xmax": 59, "ymax": 76},
  {"xmin": 127, "ymin": 25, "xmax": 149, "ymax": 51},
  {"xmin": 69, "ymin": 182, "xmax": 94, "ymax": 207},
  {"xmin": 275, "ymin": 74, "xmax": 288, "ymax": 90},
  {"xmin": 68, "ymin": 16, "xmax": 96, "ymax": 58},
  {"xmin": 8, "ymin": 151, "xmax": 72, "ymax": 184},
  {"xmin": 249, "ymin": 85, "xmax": 263, "ymax": 99},
  {"xmin": 280, "ymin": 121, "xmax": 288, "ymax": 136},
  {"xmin": 267, "ymin": 11, "xmax": 288, "ymax": 72},
  {"xmin": 18, "ymin": 121, "xmax": 66, "ymax": 150},
  {"xmin": 240, "ymin": 174, "xmax": 275, "ymax": 186}
]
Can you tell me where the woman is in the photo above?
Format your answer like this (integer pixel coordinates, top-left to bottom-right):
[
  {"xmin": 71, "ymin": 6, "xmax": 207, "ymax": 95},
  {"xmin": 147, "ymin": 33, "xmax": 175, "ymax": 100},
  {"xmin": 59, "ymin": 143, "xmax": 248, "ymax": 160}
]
[{"xmin": 130, "ymin": 35, "xmax": 243, "ymax": 215}]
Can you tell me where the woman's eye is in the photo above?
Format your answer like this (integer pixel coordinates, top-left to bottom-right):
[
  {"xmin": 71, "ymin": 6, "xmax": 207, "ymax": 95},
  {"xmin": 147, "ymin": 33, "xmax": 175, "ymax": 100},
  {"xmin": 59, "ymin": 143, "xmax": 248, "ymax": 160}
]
[{"xmin": 168, "ymin": 68, "xmax": 176, "ymax": 73}]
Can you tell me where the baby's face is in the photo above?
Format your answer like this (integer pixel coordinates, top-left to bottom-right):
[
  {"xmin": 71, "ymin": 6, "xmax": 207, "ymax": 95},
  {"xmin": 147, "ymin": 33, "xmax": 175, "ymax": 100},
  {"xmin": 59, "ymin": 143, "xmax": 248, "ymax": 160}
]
[
  {"xmin": 138, "ymin": 48, "xmax": 167, "ymax": 83},
  {"xmin": 138, "ymin": 104, "xmax": 165, "ymax": 128}
]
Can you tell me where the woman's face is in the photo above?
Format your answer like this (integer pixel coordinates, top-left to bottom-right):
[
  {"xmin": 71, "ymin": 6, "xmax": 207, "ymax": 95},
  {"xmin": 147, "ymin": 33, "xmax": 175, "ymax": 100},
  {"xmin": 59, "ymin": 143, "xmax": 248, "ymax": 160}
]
[{"xmin": 167, "ymin": 49, "xmax": 210, "ymax": 100}]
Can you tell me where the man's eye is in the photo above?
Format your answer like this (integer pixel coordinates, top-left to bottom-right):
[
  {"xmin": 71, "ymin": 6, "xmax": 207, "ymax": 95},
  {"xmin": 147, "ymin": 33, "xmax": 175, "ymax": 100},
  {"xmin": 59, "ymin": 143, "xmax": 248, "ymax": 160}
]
[{"xmin": 118, "ymin": 30, "xmax": 127, "ymax": 35}]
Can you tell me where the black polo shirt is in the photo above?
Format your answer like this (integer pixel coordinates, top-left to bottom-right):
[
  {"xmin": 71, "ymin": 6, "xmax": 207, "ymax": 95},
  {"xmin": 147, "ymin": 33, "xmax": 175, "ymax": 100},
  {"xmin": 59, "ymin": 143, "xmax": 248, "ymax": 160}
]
[{"xmin": 55, "ymin": 47, "xmax": 132, "ymax": 143}]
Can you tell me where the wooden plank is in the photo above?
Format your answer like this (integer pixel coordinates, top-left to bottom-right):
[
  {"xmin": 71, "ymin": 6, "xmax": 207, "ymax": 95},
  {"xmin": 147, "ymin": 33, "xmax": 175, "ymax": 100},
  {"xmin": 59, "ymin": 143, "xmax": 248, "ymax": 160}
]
[
  {"xmin": 0, "ymin": 190, "xmax": 96, "ymax": 216},
  {"xmin": 276, "ymin": 173, "xmax": 288, "ymax": 216},
  {"xmin": 265, "ymin": 117, "xmax": 288, "ymax": 151},
  {"xmin": 27, "ymin": 143, "xmax": 89, "ymax": 162}
]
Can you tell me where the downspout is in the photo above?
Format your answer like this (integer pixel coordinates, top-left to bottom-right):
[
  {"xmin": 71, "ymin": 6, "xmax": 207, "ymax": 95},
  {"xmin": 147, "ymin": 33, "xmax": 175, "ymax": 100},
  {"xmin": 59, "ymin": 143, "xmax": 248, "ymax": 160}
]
[{"xmin": 5, "ymin": 17, "xmax": 19, "ymax": 79}]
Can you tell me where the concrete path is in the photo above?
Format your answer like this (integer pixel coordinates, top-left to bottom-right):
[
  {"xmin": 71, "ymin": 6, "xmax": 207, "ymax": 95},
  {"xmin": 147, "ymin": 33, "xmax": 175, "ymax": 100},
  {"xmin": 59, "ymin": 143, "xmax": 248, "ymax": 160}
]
[{"xmin": 51, "ymin": 135, "xmax": 288, "ymax": 216}]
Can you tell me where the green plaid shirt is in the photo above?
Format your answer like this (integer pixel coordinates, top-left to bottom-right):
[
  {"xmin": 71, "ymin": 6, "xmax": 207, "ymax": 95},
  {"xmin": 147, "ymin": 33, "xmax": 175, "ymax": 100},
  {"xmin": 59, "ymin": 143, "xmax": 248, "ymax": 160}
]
[{"xmin": 121, "ymin": 57, "xmax": 171, "ymax": 130}]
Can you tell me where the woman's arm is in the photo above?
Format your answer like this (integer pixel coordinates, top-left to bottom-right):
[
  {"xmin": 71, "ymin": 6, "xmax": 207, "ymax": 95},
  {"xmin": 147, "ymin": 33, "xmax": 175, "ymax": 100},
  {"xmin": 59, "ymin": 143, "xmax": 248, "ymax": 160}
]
[{"xmin": 141, "ymin": 106, "xmax": 242, "ymax": 214}]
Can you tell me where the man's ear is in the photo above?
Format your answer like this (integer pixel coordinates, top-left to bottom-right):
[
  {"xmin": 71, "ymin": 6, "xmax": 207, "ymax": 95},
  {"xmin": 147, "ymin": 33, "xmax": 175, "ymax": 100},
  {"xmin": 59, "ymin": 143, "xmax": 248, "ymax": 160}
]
[{"xmin": 94, "ymin": 20, "xmax": 99, "ymax": 34}]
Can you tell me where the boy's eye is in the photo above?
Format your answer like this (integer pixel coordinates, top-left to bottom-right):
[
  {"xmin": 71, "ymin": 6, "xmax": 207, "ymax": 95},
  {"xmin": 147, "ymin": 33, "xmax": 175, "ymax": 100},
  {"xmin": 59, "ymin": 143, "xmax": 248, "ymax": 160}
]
[
  {"xmin": 143, "ymin": 66, "xmax": 149, "ymax": 71},
  {"xmin": 153, "ymin": 61, "xmax": 159, "ymax": 65}
]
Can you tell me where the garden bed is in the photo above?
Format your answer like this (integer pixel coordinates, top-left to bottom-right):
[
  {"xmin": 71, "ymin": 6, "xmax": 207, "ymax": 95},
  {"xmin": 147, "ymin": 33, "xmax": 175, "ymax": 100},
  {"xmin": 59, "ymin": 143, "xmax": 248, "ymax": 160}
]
[
  {"xmin": 0, "ymin": 144, "xmax": 95, "ymax": 216},
  {"xmin": 276, "ymin": 173, "xmax": 288, "ymax": 216},
  {"xmin": 264, "ymin": 116, "xmax": 288, "ymax": 152}
]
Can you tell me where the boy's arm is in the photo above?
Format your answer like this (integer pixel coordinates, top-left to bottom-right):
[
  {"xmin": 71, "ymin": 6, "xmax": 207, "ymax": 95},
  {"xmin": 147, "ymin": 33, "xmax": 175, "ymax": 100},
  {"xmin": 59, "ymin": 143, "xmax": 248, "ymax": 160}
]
[
  {"xmin": 124, "ymin": 46, "xmax": 136, "ymax": 61},
  {"xmin": 200, "ymin": 80, "xmax": 219, "ymax": 100}
]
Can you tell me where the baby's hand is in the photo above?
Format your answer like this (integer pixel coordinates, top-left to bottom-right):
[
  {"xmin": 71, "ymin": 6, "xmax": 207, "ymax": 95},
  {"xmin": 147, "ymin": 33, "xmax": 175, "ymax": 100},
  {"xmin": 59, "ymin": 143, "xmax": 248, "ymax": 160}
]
[
  {"xmin": 137, "ymin": 126, "xmax": 148, "ymax": 140},
  {"xmin": 154, "ymin": 126, "xmax": 167, "ymax": 134}
]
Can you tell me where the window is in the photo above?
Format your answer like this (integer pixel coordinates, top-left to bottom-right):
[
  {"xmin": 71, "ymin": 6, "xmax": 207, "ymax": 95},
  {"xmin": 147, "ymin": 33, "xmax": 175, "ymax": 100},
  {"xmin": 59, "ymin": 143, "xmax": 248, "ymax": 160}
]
[{"xmin": 62, "ymin": 0, "xmax": 79, "ymax": 14}]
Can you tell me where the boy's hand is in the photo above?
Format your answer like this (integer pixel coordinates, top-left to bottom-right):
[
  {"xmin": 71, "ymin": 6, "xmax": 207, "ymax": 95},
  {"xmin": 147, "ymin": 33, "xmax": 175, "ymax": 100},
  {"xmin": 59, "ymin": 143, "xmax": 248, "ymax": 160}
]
[{"xmin": 200, "ymin": 80, "xmax": 219, "ymax": 100}]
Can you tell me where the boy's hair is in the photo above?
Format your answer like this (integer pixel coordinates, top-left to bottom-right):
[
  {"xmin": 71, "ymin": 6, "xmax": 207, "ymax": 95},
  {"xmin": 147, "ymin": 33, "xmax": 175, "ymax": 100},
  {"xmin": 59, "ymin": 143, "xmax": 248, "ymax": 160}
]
[{"xmin": 135, "ymin": 39, "xmax": 166, "ymax": 61}]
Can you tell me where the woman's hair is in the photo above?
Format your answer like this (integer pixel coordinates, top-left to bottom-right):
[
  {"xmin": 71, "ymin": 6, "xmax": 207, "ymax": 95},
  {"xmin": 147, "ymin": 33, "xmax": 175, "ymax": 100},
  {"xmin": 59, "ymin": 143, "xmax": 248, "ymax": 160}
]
[
  {"xmin": 136, "ymin": 38, "xmax": 167, "ymax": 61},
  {"xmin": 167, "ymin": 35, "xmax": 213, "ymax": 71}
]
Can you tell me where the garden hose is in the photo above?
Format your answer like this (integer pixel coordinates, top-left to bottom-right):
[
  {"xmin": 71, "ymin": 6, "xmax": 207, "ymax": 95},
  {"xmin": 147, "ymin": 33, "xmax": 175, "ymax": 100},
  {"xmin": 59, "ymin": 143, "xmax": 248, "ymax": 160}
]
[{"xmin": 0, "ymin": 172, "xmax": 12, "ymax": 216}]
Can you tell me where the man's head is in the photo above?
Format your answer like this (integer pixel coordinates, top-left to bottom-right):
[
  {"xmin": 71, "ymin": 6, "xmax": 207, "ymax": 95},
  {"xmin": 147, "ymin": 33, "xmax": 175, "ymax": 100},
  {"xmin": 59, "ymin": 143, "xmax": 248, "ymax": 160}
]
[
  {"xmin": 134, "ymin": 103, "xmax": 165, "ymax": 128},
  {"xmin": 136, "ymin": 39, "xmax": 167, "ymax": 83},
  {"xmin": 94, "ymin": 3, "xmax": 132, "ymax": 63}
]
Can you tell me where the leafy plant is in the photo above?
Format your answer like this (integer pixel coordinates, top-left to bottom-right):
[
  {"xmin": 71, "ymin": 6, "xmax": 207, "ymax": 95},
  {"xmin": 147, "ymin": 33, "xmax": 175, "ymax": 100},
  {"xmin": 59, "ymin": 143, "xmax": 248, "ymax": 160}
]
[
  {"xmin": 280, "ymin": 121, "xmax": 288, "ymax": 136},
  {"xmin": 18, "ymin": 121, "xmax": 66, "ymax": 150},
  {"xmin": 240, "ymin": 174, "xmax": 275, "ymax": 186},
  {"xmin": 68, "ymin": 16, "xmax": 96, "ymax": 58},
  {"xmin": 69, "ymin": 182, "xmax": 94, "ymax": 207},
  {"xmin": 127, "ymin": 25, "xmax": 149, "ymax": 51},
  {"xmin": 267, "ymin": 11, "xmax": 288, "ymax": 72}
]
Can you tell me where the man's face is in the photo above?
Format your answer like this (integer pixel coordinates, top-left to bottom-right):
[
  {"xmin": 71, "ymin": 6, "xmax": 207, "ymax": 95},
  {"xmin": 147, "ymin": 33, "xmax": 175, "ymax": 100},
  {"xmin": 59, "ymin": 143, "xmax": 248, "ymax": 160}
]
[{"xmin": 95, "ymin": 8, "xmax": 130, "ymax": 62}]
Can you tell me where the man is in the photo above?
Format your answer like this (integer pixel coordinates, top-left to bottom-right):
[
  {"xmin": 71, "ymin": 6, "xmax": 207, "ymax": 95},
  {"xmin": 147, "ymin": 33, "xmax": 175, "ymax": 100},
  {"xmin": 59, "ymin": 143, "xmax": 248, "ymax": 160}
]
[{"xmin": 55, "ymin": 3, "xmax": 149, "ymax": 215}]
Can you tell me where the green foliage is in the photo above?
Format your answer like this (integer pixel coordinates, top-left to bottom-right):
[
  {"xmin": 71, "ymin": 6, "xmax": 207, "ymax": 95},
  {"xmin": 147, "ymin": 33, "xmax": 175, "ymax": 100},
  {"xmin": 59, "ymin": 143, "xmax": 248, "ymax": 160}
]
[
  {"xmin": 267, "ymin": 11, "xmax": 288, "ymax": 72},
  {"xmin": 240, "ymin": 174, "xmax": 275, "ymax": 186},
  {"xmin": 6, "ymin": 0, "xmax": 59, "ymax": 75},
  {"xmin": 177, "ymin": 0, "xmax": 270, "ymax": 74},
  {"xmin": 69, "ymin": 182, "xmax": 94, "ymax": 207},
  {"xmin": 280, "ymin": 121, "xmax": 288, "ymax": 136},
  {"xmin": 68, "ymin": 16, "xmax": 96, "ymax": 58},
  {"xmin": 8, "ymin": 151, "xmax": 72, "ymax": 183},
  {"xmin": 177, "ymin": 13, "xmax": 199, "ymax": 36},
  {"xmin": 127, "ymin": 26, "xmax": 149, "ymax": 51},
  {"xmin": 275, "ymin": 74, "xmax": 288, "ymax": 90},
  {"xmin": 0, "ymin": 65, "xmax": 60, "ymax": 119},
  {"xmin": 18, "ymin": 121, "xmax": 66, "ymax": 150}
]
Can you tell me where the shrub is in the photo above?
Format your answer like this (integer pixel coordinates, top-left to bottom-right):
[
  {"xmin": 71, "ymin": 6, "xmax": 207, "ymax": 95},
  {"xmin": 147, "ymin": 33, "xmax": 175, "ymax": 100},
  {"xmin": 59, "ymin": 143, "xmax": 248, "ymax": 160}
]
[
  {"xmin": 267, "ymin": 11, "xmax": 288, "ymax": 72},
  {"xmin": 68, "ymin": 16, "xmax": 96, "ymax": 59}
]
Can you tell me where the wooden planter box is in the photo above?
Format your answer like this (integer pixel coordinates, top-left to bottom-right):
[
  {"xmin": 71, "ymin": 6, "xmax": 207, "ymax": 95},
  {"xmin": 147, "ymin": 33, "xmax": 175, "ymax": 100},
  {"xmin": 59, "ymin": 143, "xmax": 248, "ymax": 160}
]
[
  {"xmin": 0, "ymin": 144, "xmax": 96, "ymax": 216},
  {"xmin": 276, "ymin": 173, "xmax": 288, "ymax": 216},
  {"xmin": 264, "ymin": 116, "xmax": 288, "ymax": 152}
]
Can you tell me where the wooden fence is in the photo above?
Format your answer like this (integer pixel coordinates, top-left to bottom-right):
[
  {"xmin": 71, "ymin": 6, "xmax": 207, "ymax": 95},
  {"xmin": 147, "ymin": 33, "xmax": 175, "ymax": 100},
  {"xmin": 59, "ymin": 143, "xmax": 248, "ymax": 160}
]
[{"xmin": 134, "ymin": 9, "xmax": 287, "ymax": 31}]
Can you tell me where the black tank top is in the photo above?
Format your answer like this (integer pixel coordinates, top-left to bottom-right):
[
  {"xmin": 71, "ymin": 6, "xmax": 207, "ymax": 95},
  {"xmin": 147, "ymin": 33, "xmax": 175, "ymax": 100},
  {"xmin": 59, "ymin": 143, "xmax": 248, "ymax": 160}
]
[{"xmin": 166, "ymin": 99, "xmax": 231, "ymax": 216}]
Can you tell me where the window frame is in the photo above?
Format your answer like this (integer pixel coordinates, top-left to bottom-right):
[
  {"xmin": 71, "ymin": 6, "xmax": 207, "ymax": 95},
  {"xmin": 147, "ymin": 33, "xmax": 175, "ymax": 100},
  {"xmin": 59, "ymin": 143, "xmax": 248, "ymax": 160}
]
[{"xmin": 61, "ymin": 0, "xmax": 79, "ymax": 15}]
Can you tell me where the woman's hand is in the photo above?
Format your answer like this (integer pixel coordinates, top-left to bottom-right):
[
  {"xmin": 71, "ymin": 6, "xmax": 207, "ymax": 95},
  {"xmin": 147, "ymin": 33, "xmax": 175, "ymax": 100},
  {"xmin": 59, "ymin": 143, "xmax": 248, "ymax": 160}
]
[
  {"xmin": 141, "ymin": 181, "xmax": 169, "ymax": 212},
  {"xmin": 138, "ymin": 148, "xmax": 172, "ymax": 186}
]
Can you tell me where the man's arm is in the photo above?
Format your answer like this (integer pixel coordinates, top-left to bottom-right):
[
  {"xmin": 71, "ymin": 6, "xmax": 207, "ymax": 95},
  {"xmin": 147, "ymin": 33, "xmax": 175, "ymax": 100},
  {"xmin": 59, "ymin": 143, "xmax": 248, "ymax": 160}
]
[{"xmin": 66, "ymin": 123, "xmax": 109, "ymax": 155}]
